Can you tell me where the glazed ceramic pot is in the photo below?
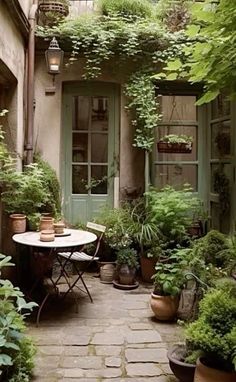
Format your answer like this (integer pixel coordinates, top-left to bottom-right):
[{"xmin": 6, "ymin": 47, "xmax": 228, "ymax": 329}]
[
  {"xmin": 40, "ymin": 229, "xmax": 55, "ymax": 242},
  {"xmin": 119, "ymin": 265, "xmax": 136, "ymax": 285},
  {"xmin": 167, "ymin": 344, "xmax": 195, "ymax": 382},
  {"xmin": 150, "ymin": 292, "xmax": 179, "ymax": 321},
  {"xmin": 10, "ymin": 214, "xmax": 26, "ymax": 234},
  {"xmin": 194, "ymin": 358, "xmax": 236, "ymax": 382}
]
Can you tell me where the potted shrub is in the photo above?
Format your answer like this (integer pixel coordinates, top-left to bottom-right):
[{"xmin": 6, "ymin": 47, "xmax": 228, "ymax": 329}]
[
  {"xmin": 150, "ymin": 251, "xmax": 187, "ymax": 321},
  {"xmin": 157, "ymin": 134, "xmax": 193, "ymax": 153},
  {"xmin": 116, "ymin": 247, "xmax": 139, "ymax": 286},
  {"xmin": 167, "ymin": 344, "xmax": 196, "ymax": 382},
  {"xmin": 185, "ymin": 280, "xmax": 236, "ymax": 382}
]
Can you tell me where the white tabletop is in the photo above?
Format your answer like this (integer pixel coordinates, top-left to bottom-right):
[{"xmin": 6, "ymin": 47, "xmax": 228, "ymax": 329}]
[{"xmin": 12, "ymin": 229, "xmax": 97, "ymax": 249}]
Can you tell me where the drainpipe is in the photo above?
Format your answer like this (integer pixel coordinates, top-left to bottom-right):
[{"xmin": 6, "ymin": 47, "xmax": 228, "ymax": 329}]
[{"xmin": 25, "ymin": 1, "xmax": 38, "ymax": 165}]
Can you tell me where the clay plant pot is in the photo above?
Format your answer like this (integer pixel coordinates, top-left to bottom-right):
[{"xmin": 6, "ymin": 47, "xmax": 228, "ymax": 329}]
[
  {"xmin": 53, "ymin": 222, "xmax": 65, "ymax": 234},
  {"xmin": 10, "ymin": 213, "xmax": 26, "ymax": 234},
  {"xmin": 39, "ymin": 216, "xmax": 54, "ymax": 231},
  {"xmin": 140, "ymin": 256, "xmax": 157, "ymax": 283},
  {"xmin": 118, "ymin": 264, "xmax": 136, "ymax": 285},
  {"xmin": 40, "ymin": 229, "xmax": 55, "ymax": 242},
  {"xmin": 167, "ymin": 344, "xmax": 195, "ymax": 382},
  {"xmin": 99, "ymin": 262, "xmax": 116, "ymax": 284},
  {"xmin": 194, "ymin": 358, "xmax": 236, "ymax": 382},
  {"xmin": 150, "ymin": 292, "xmax": 179, "ymax": 321}
]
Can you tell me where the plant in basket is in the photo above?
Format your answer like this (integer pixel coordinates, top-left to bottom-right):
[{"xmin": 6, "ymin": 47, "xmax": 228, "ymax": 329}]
[{"xmin": 157, "ymin": 134, "xmax": 193, "ymax": 153}]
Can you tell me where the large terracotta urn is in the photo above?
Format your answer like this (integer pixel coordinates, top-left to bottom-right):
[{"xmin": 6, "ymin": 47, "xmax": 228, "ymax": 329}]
[
  {"xmin": 150, "ymin": 292, "xmax": 179, "ymax": 321},
  {"xmin": 194, "ymin": 358, "xmax": 236, "ymax": 382}
]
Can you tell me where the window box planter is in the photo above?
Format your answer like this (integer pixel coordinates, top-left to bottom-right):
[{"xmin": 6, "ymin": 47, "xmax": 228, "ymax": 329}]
[{"xmin": 157, "ymin": 141, "xmax": 192, "ymax": 153}]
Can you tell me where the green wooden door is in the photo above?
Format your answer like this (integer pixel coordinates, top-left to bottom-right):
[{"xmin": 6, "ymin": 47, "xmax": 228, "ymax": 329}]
[{"xmin": 62, "ymin": 82, "xmax": 119, "ymax": 224}]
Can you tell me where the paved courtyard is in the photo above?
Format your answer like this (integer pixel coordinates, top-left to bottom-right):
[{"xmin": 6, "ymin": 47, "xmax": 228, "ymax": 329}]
[{"xmin": 28, "ymin": 274, "xmax": 182, "ymax": 382}]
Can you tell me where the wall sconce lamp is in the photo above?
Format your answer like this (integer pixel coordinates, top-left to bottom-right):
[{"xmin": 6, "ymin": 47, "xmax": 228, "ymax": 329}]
[{"xmin": 45, "ymin": 37, "xmax": 64, "ymax": 94}]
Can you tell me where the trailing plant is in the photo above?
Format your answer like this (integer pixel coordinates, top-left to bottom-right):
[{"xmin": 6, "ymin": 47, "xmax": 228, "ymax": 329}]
[
  {"xmin": 185, "ymin": 282, "xmax": 236, "ymax": 371},
  {"xmin": 159, "ymin": 134, "xmax": 193, "ymax": 144},
  {"xmin": 116, "ymin": 247, "xmax": 139, "ymax": 269},
  {"xmin": 0, "ymin": 254, "xmax": 37, "ymax": 381},
  {"xmin": 124, "ymin": 72, "xmax": 161, "ymax": 151}
]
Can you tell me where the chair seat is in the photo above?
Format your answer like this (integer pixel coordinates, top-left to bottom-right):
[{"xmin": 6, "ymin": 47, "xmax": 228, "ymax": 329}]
[{"xmin": 58, "ymin": 251, "xmax": 99, "ymax": 262}]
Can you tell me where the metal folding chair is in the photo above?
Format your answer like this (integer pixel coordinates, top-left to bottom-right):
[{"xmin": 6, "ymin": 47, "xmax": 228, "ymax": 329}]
[{"xmin": 57, "ymin": 222, "xmax": 106, "ymax": 303}]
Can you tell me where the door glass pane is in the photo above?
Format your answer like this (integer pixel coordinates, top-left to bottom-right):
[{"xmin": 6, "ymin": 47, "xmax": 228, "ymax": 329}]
[
  {"xmin": 154, "ymin": 164, "xmax": 197, "ymax": 190},
  {"xmin": 91, "ymin": 133, "xmax": 108, "ymax": 163},
  {"xmin": 72, "ymin": 96, "xmax": 90, "ymax": 131},
  {"xmin": 73, "ymin": 133, "xmax": 88, "ymax": 162},
  {"xmin": 161, "ymin": 95, "xmax": 196, "ymax": 121},
  {"xmin": 91, "ymin": 97, "xmax": 108, "ymax": 131},
  {"xmin": 91, "ymin": 165, "xmax": 108, "ymax": 194},
  {"xmin": 72, "ymin": 165, "xmax": 88, "ymax": 194},
  {"xmin": 156, "ymin": 125, "xmax": 197, "ymax": 161},
  {"xmin": 211, "ymin": 120, "xmax": 230, "ymax": 159},
  {"xmin": 211, "ymin": 94, "xmax": 230, "ymax": 119},
  {"xmin": 211, "ymin": 163, "xmax": 231, "ymax": 194}
]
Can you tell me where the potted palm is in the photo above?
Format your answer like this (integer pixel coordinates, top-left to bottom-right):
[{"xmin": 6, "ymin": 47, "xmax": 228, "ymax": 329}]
[
  {"xmin": 150, "ymin": 251, "xmax": 187, "ymax": 321},
  {"xmin": 157, "ymin": 134, "xmax": 193, "ymax": 153}
]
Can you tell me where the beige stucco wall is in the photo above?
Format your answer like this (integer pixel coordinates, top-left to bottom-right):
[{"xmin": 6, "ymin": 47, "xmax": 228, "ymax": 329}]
[
  {"xmin": 18, "ymin": 0, "xmax": 34, "ymax": 17},
  {"xmin": 0, "ymin": 2, "xmax": 26, "ymax": 159},
  {"xmin": 34, "ymin": 55, "xmax": 144, "ymax": 202}
]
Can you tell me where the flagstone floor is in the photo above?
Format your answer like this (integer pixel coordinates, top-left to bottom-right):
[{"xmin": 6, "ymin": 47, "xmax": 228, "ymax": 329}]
[{"xmin": 28, "ymin": 274, "xmax": 182, "ymax": 382}]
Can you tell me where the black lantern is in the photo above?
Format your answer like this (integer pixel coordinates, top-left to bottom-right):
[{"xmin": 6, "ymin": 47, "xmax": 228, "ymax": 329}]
[{"xmin": 45, "ymin": 37, "xmax": 64, "ymax": 74}]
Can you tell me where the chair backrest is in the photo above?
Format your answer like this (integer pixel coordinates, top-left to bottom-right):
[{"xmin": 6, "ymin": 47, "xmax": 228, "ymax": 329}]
[{"xmin": 86, "ymin": 222, "xmax": 106, "ymax": 259}]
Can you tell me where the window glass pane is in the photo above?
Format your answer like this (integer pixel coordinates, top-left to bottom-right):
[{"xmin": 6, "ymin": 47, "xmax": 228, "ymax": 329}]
[
  {"xmin": 211, "ymin": 94, "xmax": 230, "ymax": 119},
  {"xmin": 156, "ymin": 125, "xmax": 197, "ymax": 161},
  {"xmin": 210, "ymin": 202, "xmax": 220, "ymax": 231},
  {"xmin": 72, "ymin": 165, "xmax": 88, "ymax": 194},
  {"xmin": 91, "ymin": 165, "xmax": 108, "ymax": 194},
  {"xmin": 211, "ymin": 163, "xmax": 231, "ymax": 194},
  {"xmin": 72, "ymin": 96, "xmax": 89, "ymax": 131},
  {"xmin": 91, "ymin": 97, "xmax": 108, "ymax": 131},
  {"xmin": 211, "ymin": 120, "xmax": 230, "ymax": 159},
  {"xmin": 154, "ymin": 164, "xmax": 197, "ymax": 191},
  {"xmin": 73, "ymin": 133, "xmax": 88, "ymax": 162},
  {"xmin": 161, "ymin": 95, "xmax": 196, "ymax": 122},
  {"xmin": 91, "ymin": 133, "xmax": 108, "ymax": 163}
]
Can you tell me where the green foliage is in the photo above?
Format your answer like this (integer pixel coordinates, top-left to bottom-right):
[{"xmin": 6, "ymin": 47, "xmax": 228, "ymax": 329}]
[
  {"xmin": 116, "ymin": 247, "xmax": 139, "ymax": 269},
  {"xmin": 146, "ymin": 185, "xmax": 201, "ymax": 243},
  {"xmin": 0, "ymin": 254, "xmax": 37, "ymax": 380},
  {"xmin": 35, "ymin": 154, "xmax": 62, "ymax": 215},
  {"xmin": 185, "ymin": 283, "xmax": 236, "ymax": 371},
  {"xmin": 193, "ymin": 230, "xmax": 229, "ymax": 267},
  {"xmin": 124, "ymin": 72, "xmax": 161, "ymax": 151},
  {"xmin": 152, "ymin": 251, "xmax": 188, "ymax": 295},
  {"xmin": 97, "ymin": 0, "xmax": 153, "ymax": 19},
  {"xmin": 159, "ymin": 134, "xmax": 193, "ymax": 144}
]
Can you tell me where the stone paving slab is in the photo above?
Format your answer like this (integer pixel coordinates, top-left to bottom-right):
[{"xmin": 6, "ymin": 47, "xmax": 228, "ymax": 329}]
[{"xmin": 29, "ymin": 274, "xmax": 180, "ymax": 382}]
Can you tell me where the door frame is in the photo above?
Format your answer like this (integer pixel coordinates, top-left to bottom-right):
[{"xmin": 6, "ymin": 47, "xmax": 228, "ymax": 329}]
[{"xmin": 61, "ymin": 81, "xmax": 120, "ymax": 223}]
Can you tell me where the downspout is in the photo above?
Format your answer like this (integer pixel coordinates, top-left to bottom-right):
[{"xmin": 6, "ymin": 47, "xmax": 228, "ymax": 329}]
[{"xmin": 25, "ymin": 1, "xmax": 38, "ymax": 165}]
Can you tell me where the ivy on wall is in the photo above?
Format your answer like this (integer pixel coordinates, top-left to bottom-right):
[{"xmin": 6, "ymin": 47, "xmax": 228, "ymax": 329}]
[{"xmin": 37, "ymin": 1, "xmax": 190, "ymax": 151}]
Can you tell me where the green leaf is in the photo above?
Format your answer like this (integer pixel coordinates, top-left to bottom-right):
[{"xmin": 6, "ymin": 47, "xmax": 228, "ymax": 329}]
[
  {"xmin": 166, "ymin": 59, "xmax": 182, "ymax": 71},
  {"xmin": 186, "ymin": 24, "xmax": 200, "ymax": 37}
]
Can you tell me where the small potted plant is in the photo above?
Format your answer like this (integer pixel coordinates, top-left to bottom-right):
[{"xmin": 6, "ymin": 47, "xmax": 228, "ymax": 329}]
[
  {"xmin": 157, "ymin": 134, "xmax": 193, "ymax": 153},
  {"xmin": 116, "ymin": 247, "xmax": 139, "ymax": 286},
  {"xmin": 150, "ymin": 252, "xmax": 187, "ymax": 321}
]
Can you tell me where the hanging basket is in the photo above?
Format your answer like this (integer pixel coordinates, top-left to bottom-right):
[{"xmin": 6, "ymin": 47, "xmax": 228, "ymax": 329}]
[
  {"xmin": 157, "ymin": 142, "xmax": 192, "ymax": 153},
  {"xmin": 39, "ymin": 1, "xmax": 69, "ymax": 17}
]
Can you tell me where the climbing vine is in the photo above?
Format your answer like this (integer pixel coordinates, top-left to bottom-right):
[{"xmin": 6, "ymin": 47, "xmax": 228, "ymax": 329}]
[{"xmin": 37, "ymin": 1, "xmax": 190, "ymax": 150}]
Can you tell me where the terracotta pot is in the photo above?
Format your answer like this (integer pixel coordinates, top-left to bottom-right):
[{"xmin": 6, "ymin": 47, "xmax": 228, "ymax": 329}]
[
  {"xmin": 39, "ymin": 216, "xmax": 54, "ymax": 231},
  {"xmin": 140, "ymin": 256, "xmax": 157, "ymax": 283},
  {"xmin": 119, "ymin": 265, "xmax": 136, "ymax": 285},
  {"xmin": 150, "ymin": 292, "xmax": 179, "ymax": 321},
  {"xmin": 10, "ymin": 214, "xmax": 26, "ymax": 234},
  {"xmin": 194, "ymin": 358, "xmax": 236, "ymax": 382},
  {"xmin": 40, "ymin": 229, "xmax": 55, "ymax": 242},
  {"xmin": 168, "ymin": 344, "xmax": 195, "ymax": 382},
  {"xmin": 53, "ymin": 222, "xmax": 65, "ymax": 234},
  {"xmin": 100, "ymin": 263, "xmax": 116, "ymax": 284}
]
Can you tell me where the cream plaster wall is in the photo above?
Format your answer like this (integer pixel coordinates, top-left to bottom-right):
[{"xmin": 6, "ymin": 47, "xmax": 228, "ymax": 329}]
[
  {"xmin": 18, "ymin": 0, "xmax": 34, "ymax": 17},
  {"xmin": 0, "ymin": 2, "xmax": 26, "ymax": 160},
  {"xmin": 34, "ymin": 55, "xmax": 144, "ymax": 200}
]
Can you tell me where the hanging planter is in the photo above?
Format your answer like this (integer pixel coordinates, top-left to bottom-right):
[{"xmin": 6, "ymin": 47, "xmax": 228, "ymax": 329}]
[
  {"xmin": 157, "ymin": 134, "xmax": 193, "ymax": 153},
  {"xmin": 38, "ymin": 0, "xmax": 69, "ymax": 26}
]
